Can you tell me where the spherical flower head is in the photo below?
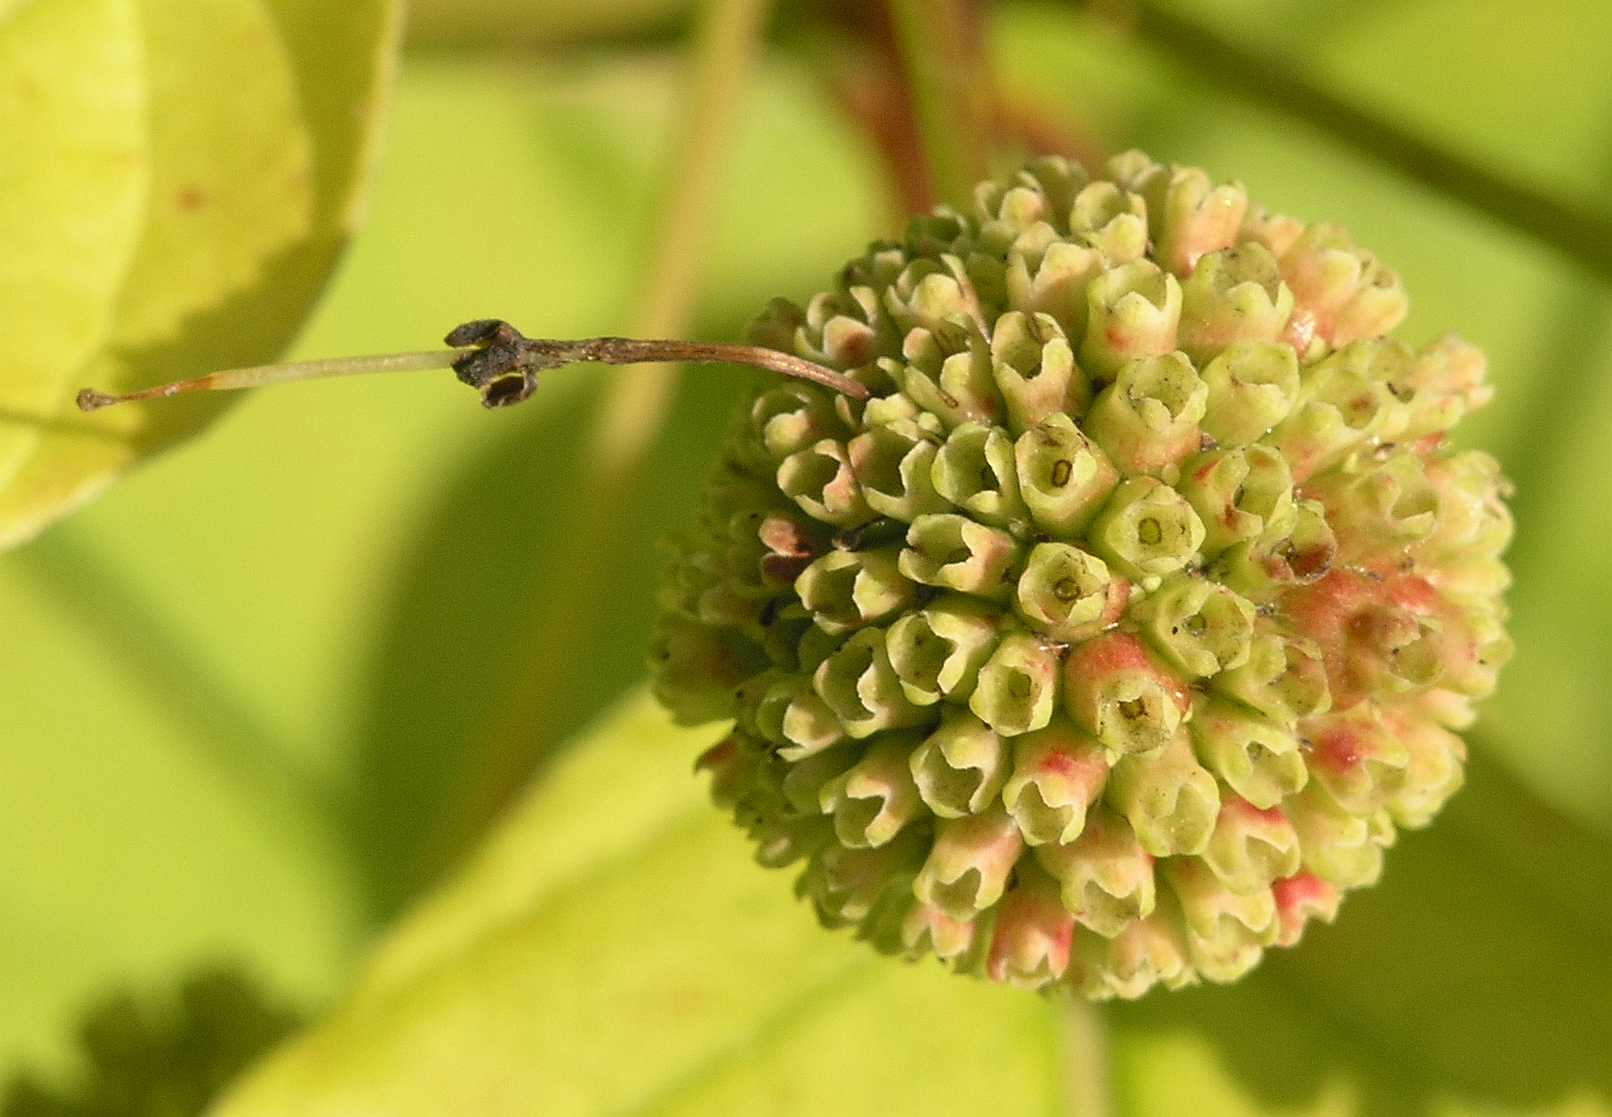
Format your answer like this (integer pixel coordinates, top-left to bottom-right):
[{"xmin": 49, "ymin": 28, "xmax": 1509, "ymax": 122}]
[{"xmin": 650, "ymin": 151, "xmax": 1512, "ymax": 1000}]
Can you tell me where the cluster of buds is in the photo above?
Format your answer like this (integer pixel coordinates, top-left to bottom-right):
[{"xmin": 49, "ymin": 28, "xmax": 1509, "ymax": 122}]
[{"xmin": 652, "ymin": 152, "xmax": 1511, "ymax": 999}]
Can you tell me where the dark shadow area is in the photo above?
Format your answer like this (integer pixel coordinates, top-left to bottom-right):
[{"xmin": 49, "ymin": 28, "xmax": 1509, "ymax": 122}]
[
  {"xmin": 1108, "ymin": 748, "xmax": 1612, "ymax": 1115},
  {"xmin": 342, "ymin": 307, "xmax": 758, "ymax": 923},
  {"xmin": 1, "ymin": 964, "xmax": 302, "ymax": 1117}
]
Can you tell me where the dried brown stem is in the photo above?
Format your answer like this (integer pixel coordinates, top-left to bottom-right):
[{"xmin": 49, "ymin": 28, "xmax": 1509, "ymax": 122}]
[{"xmin": 444, "ymin": 319, "xmax": 869, "ymax": 407}]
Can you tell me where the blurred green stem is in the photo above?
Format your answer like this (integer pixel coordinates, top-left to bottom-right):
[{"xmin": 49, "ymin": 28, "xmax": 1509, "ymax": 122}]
[
  {"xmin": 1072, "ymin": 0, "xmax": 1612, "ymax": 284},
  {"xmin": 416, "ymin": 0, "xmax": 773, "ymax": 889},
  {"xmin": 1061, "ymin": 999, "xmax": 1114, "ymax": 1117},
  {"xmin": 886, "ymin": 0, "xmax": 992, "ymax": 208}
]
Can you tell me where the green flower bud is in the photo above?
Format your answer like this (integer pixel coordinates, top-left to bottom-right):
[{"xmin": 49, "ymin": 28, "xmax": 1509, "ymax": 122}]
[
  {"xmin": 1077, "ymin": 902, "xmax": 1196, "ymax": 999},
  {"xmin": 885, "ymin": 594, "xmax": 1001, "ymax": 704},
  {"xmin": 985, "ymin": 859, "xmax": 1076, "ymax": 988},
  {"xmin": 910, "ymin": 710, "xmax": 1009, "ymax": 818},
  {"xmin": 1131, "ymin": 575, "xmax": 1256, "ymax": 679},
  {"xmin": 1178, "ymin": 243, "xmax": 1295, "ymax": 365},
  {"xmin": 1013, "ymin": 542, "xmax": 1128, "ymax": 642},
  {"xmin": 1399, "ymin": 334, "xmax": 1492, "ymax": 438},
  {"xmin": 800, "ymin": 830, "xmax": 926, "ymax": 927},
  {"xmin": 914, "ymin": 806, "xmax": 1024, "ymax": 921},
  {"xmin": 1271, "ymin": 872, "xmax": 1341, "ymax": 947},
  {"xmin": 932, "ymin": 421, "xmax": 1031, "ymax": 529},
  {"xmin": 1202, "ymin": 798, "xmax": 1302, "ymax": 893},
  {"xmin": 1062, "ymin": 632, "xmax": 1191, "ymax": 754},
  {"xmin": 1380, "ymin": 709, "xmax": 1467, "ymax": 828},
  {"xmin": 1304, "ymin": 708, "xmax": 1412, "ymax": 816},
  {"xmin": 777, "ymin": 439, "xmax": 871, "ymax": 526},
  {"xmin": 657, "ymin": 152, "xmax": 1511, "ymax": 998},
  {"xmin": 1006, "ymin": 239, "xmax": 1104, "ymax": 338},
  {"xmin": 1212, "ymin": 498, "xmax": 1336, "ymax": 602},
  {"xmin": 795, "ymin": 547, "xmax": 915, "ymax": 635},
  {"xmin": 1211, "ymin": 627, "xmax": 1331, "ymax": 726},
  {"xmin": 1188, "ymin": 696, "xmax": 1309, "ymax": 810},
  {"xmin": 1084, "ymin": 352, "xmax": 1208, "ymax": 477},
  {"xmin": 1069, "ymin": 179, "xmax": 1149, "ymax": 263},
  {"xmin": 883, "ymin": 254, "xmax": 985, "ymax": 333},
  {"xmin": 1080, "ymin": 260, "xmax": 1182, "ymax": 380},
  {"xmin": 812, "ymin": 626, "xmax": 927, "ymax": 738},
  {"xmin": 847, "ymin": 418, "xmax": 949, "ymax": 522},
  {"xmin": 890, "ymin": 317, "xmax": 1003, "ymax": 428},
  {"xmin": 1014, "ymin": 413, "xmax": 1119, "ymax": 537},
  {"xmin": 1133, "ymin": 159, "xmax": 1251, "ymax": 277},
  {"xmin": 1278, "ymin": 224, "xmax": 1408, "ymax": 355},
  {"xmin": 820, "ymin": 735, "xmax": 925, "ymax": 848},
  {"xmin": 1088, "ymin": 476, "xmax": 1207, "ymax": 579},
  {"xmin": 970, "ymin": 630, "xmax": 1062, "ymax": 737},
  {"xmin": 1268, "ymin": 338, "xmax": 1414, "ymax": 480},
  {"xmin": 795, "ymin": 286, "xmax": 895, "ymax": 370},
  {"xmin": 1001, "ymin": 718, "xmax": 1109, "ymax": 845},
  {"xmin": 989, "ymin": 310, "xmax": 1091, "ymax": 432},
  {"xmin": 1178, "ymin": 444, "xmax": 1295, "ymax": 557},
  {"xmin": 1198, "ymin": 341, "xmax": 1300, "ymax": 447},
  {"xmin": 1162, "ymin": 857, "xmax": 1279, "ymax": 983},
  {"xmin": 899, "ymin": 512, "xmax": 1020, "ymax": 598},
  {"xmin": 1285, "ymin": 784, "xmax": 1394, "ymax": 889},
  {"xmin": 1034, "ymin": 806, "xmax": 1156, "ymax": 937},
  {"xmin": 1306, "ymin": 450, "xmax": 1439, "ymax": 563},
  {"xmin": 1108, "ymin": 730, "xmax": 1221, "ymax": 856},
  {"xmin": 754, "ymin": 674, "xmax": 845, "ymax": 760}
]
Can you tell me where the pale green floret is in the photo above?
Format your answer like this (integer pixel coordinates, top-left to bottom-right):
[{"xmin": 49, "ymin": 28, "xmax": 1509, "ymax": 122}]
[
  {"xmin": 655, "ymin": 151, "xmax": 1511, "ymax": 999},
  {"xmin": 1178, "ymin": 243, "xmax": 1295, "ymax": 365},
  {"xmin": 1211, "ymin": 630, "xmax": 1332, "ymax": 726},
  {"xmin": 1178, "ymin": 444, "xmax": 1295, "ymax": 556},
  {"xmin": 1013, "ymin": 542, "xmax": 1120, "ymax": 642},
  {"xmin": 812, "ymin": 627, "xmax": 927, "ymax": 738},
  {"xmin": 932, "ymin": 421, "xmax": 1030, "ymax": 529},
  {"xmin": 1198, "ymin": 341, "xmax": 1300, "ymax": 447},
  {"xmin": 796, "ymin": 547, "xmax": 916, "ymax": 634},
  {"xmin": 1202, "ymin": 802, "xmax": 1302, "ymax": 893},
  {"xmin": 1187, "ymin": 696, "xmax": 1309, "ymax": 810},
  {"xmin": 1088, "ymin": 476, "xmax": 1206, "ymax": 579},
  {"xmin": 891, "ymin": 317, "xmax": 1002, "ymax": 428},
  {"xmin": 910, "ymin": 710, "xmax": 1010, "ymax": 818},
  {"xmin": 1107, "ymin": 731, "xmax": 1221, "ymax": 856},
  {"xmin": 1069, "ymin": 179, "xmax": 1148, "ymax": 263},
  {"xmin": 1080, "ymin": 260, "xmax": 1182, "ymax": 380},
  {"xmin": 1034, "ymin": 806, "xmax": 1156, "ymax": 937},
  {"xmin": 970, "ymin": 631, "xmax": 1060, "ymax": 737},
  {"xmin": 847, "ymin": 419, "xmax": 948, "ymax": 522},
  {"xmin": 820, "ymin": 736, "xmax": 924, "ymax": 849},
  {"xmin": 1013, "ymin": 414, "xmax": 1118, "ymax": 537},
  {"xmin": 899, "ymin": 513, "xmax": 1020, "ymax": 599},
  {"xmin": 1130, "ymin": 575, "xmax": 1256, "ymax": 678},
  {"xmin": 1001, "ymin": 720, "xmax": 1108, "ymax": 845},
  {"xmin": 915, "ymin": 807, "xmax": 1024, "ymax": 921},
  {"xmin": 885, "ymin": 595, "xmax": 1000, "ymax": 704},
  {"xmin": 989, "ymin": 310, "xmax": 1090, "ymax": 432},
  {"xmin": 1083, "ymin": 352, "xmax": 1207, "ymax": 477}
]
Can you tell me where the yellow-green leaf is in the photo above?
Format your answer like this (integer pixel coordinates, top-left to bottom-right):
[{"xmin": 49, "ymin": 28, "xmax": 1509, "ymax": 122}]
[
  {"xmin": 0, "ymin": 0, "xmax": 146, "ymax": 491},
  {"xmin": 214, "ymin": 693, "xmax": 1612, "ymax": 1116},
  {"xmin": 0, "ymin": 0, "xmax": 402, "ymax": 548}
]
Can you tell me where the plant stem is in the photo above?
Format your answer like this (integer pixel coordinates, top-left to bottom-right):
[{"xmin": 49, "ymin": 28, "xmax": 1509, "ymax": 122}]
[
  {"xmin": 886, "ymin": 0, "xmax": 993, "ymax": 208},
  {"xmin": 1073, "ymin": 0, "xmax": 1612, "ymax": 284},
  {"xmin": 444, "ymin": 319, "xmax": 867, "ymax": 407},
  {"xmin": 415, "ymin": 0, "xmax": 776, "ymax": 888}
]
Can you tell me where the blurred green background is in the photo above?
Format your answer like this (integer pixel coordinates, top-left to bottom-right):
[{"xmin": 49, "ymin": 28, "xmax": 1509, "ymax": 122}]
[{"xmin": 3, "ymin": 0, "xmax": 1611, "ymax": 1112}]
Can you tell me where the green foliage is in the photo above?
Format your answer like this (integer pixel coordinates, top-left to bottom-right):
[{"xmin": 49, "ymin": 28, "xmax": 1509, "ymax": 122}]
[{"xmin": 213, "ymin": 693, "xmax": 1612, "ymax": 1115}]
